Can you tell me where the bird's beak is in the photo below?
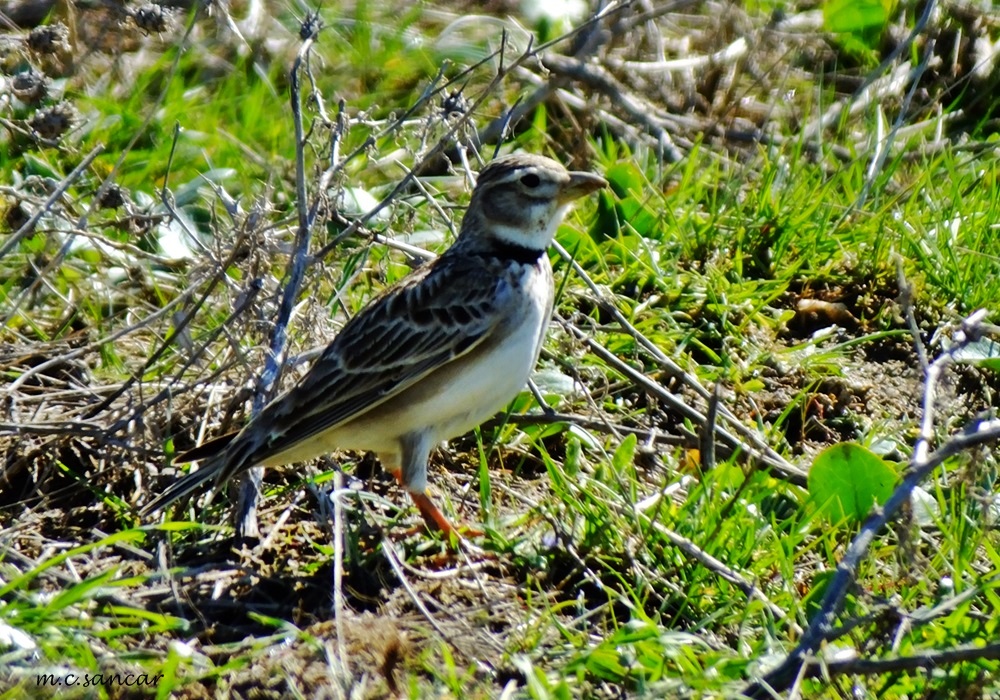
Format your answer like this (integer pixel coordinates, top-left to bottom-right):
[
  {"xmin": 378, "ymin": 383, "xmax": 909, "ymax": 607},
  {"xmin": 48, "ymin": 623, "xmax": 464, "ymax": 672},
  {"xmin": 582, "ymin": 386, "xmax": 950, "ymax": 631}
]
[{"xmin": 558, "ymin": 171, "xmax": 608, "ymax": 204}]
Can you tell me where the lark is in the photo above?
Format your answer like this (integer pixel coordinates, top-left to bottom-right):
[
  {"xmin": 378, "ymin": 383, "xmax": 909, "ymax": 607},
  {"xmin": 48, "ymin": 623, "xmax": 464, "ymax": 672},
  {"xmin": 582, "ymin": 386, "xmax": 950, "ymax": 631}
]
[{"xmin": 142, "ymin": 153, "xmax": 607, "ymax": 536}]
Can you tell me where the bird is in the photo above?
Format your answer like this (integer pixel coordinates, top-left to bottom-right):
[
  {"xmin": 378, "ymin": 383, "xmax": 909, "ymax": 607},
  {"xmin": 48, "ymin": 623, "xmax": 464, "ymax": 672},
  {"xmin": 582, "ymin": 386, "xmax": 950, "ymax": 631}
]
[{"xmin": 141, "ymin": 153, "xmax": 607, "ymax": 537}]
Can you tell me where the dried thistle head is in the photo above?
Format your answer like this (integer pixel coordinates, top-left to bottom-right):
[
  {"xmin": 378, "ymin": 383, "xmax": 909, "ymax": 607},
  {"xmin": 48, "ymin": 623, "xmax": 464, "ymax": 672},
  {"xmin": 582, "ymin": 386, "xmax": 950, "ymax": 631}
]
[
  {"xmin": 440, "ymin": 90, "xmax": 471, "ymax": 119},
  {"xmin": 3, "ymin": 199, "xmax": 31, "ymax": 232},
  {"xmin": 10, "ymin": 68, "xmax": 49, "ymax": 104},
  {"xmin": 98, "ymin": 184, "xmax": 130, "ymax": 210},
  {"xmin": 132, "ymin": 4, "xmax": 171, "ymax": 35},
  {"xmin": 27, "ymin": 23, "xmax": 71, "ymax": 55},
  {"xmin": 28, "ymin": 101, "xmax": 77, "ymax": 141}
]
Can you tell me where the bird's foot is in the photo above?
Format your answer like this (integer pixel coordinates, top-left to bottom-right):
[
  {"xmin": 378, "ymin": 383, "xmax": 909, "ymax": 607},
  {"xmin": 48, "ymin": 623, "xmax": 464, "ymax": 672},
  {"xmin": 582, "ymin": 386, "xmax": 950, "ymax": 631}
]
[{"xmin": 409, "ymin": 491, "xmax": 486, "ymax": 546}]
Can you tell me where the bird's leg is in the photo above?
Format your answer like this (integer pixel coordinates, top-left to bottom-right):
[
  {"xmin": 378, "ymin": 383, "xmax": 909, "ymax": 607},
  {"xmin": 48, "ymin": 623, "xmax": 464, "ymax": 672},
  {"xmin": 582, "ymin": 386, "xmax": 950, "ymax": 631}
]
[
  {"xmin": 393, "ymin": 435, "xmax": 483, "ymax": 540},
  {"xmin": 408, "ymin": 490, "xmax": 458, "ymax": 537},
  {"xmin": 384, "ymin": 461, "xmax": 459, "ymax": 537},
  {"xmin": 408, "ymin": 483, "xmax": 485, "ymax": 539}
]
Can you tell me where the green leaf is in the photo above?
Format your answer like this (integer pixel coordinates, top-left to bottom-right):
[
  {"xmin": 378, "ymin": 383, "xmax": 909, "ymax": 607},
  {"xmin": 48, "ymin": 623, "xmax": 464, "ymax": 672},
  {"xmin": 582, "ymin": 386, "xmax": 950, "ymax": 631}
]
[
  {"xmin": 590, "ymin": 188, "xmax": 622, "ymax": 240},
  {"xmin": 476, "ymin": 430, "xmax": 492, "ymax": 523},
  {"xmin": 611, "ymin": 433, "xmax": 637, "ymax": 474},
  {"xmin": 22, "ymin": 153, "xmax": 62, "ymax": 179},
  {"xmin": 605, "ymin": 162, "xmax": 645, "ymax": 199},
  {"xmin": 44, "ymin": 568, "xmax": 119, "ymax": 613},
  {"xmin": 823, "ymin": 0, "xmax": 890, "ymax": 34},
  {"xmin": 802, "ymin": 569, "xmax": 836, "ymax": 618},
  {"xmin": 20, "ymin": 233, "xmax": 46, "ymax": 254},
  {"xmin": 0, "ymin": 529, "xmax": 147, "ymax": 599},
  {"xmin": 564, "ymin": 435, "xmax": 582, "ymax": 477},
  {"xmin": 953, "ymin": 338, "xmax": 1000, "ymax": 372},
  {"xmin": 808, "ymin": 442, "xmax": 897, "ymax": 524},
  {"xmin": 590, "ymin": 162, "xmax": 664, "ymax": 240}
]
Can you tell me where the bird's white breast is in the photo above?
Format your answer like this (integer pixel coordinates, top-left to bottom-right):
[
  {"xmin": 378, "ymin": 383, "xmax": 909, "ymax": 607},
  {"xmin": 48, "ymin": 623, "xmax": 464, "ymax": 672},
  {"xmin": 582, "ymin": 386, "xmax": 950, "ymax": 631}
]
[
  {"xmin": 263, "ymin": 261, "xmax": 554, "ymax": 464},
  {"xmin": 342, "ymin": 262, "xmax": 551, "ymax": 449},
  {"xmin": 422, "ymin": 263, "xmax": 553, "ymax": 441}
]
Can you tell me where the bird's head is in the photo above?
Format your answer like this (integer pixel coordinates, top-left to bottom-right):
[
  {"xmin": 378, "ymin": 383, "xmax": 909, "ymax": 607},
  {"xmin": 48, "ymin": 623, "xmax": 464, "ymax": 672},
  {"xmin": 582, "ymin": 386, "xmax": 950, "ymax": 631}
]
[{"xmin": 459, "ymin": 153, "xmax": 607, "ymax": 257}]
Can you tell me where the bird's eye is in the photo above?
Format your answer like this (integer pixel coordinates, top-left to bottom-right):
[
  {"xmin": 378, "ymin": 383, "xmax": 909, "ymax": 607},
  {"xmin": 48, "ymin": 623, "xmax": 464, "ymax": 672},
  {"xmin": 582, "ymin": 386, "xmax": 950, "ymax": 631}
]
[{"xmin": 520, "ymin": 173, "xmax": 541, "ymax": 188}]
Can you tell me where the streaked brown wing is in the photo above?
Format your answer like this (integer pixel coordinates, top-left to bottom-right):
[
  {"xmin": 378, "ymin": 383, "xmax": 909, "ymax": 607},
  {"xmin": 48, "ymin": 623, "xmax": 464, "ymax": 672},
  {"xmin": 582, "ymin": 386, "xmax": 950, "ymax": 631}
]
[{"xmin": 235, "ymin": 254, "xmax": 513, "ymax": 466}]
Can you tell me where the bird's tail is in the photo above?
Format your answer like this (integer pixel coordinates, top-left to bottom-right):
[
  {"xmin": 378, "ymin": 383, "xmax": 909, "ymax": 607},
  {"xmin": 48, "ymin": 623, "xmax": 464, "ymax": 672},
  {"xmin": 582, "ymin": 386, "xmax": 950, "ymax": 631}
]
[
  {"xmin": 174, "ymin": 430, "xmax": 237, "ymax": 464},
  {"xmin": 141, "ymin": 428, "xmax": 266, "ymax": 517},
  {"xmin": 140, "ymin": 454, "xmax": 226, "ymax": 517}
]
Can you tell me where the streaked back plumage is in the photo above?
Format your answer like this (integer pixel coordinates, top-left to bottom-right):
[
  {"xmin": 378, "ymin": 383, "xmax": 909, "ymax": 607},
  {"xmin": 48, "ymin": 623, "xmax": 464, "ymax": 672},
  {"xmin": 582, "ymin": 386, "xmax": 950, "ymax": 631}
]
[{"xmin": 141, "ymin": 152, "xmax": 606, "ymax": 534}]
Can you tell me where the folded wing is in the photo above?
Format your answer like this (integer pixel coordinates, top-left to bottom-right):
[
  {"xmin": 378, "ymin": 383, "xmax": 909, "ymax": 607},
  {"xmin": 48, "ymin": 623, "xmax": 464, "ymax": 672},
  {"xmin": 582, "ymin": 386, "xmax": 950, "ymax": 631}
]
[{"xmin": 218, "ymin": 255, "xmax": 512, "ymax": 474}]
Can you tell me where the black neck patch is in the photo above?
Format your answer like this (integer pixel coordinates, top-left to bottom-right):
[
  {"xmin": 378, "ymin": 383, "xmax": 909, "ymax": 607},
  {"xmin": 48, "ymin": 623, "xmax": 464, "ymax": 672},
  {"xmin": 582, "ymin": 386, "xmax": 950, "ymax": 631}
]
[{"xmin": 490, "ymin": 239, "xmax": 546, "ymax": 265}]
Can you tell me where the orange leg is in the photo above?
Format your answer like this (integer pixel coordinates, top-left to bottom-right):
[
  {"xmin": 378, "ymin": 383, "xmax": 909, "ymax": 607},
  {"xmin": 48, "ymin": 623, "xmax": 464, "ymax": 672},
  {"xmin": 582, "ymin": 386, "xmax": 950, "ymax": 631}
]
[
  {"xmin": 388, "ymin": 466, "xmax": 479, "ymax": 539},
  {"xmin": 408, "ymin": 491, "xmax": 458, "ymax": 538}
]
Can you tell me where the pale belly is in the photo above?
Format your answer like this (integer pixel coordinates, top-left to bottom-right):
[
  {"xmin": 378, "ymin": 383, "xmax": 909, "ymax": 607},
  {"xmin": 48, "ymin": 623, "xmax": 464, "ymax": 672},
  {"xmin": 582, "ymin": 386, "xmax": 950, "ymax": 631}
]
[{"xmin": 262, "ymin": 271, "xmax": 552, "ymax": 467}]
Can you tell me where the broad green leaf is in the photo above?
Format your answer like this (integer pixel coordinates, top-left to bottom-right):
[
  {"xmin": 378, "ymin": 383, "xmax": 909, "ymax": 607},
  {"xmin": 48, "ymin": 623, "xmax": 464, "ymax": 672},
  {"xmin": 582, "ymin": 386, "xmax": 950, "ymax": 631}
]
[
  {"xmin": 808, "ymin": 442, "xmax": 897, "ymax": 524},
  {"xmin": 605, "ymin": 162, "xmax": 645, "ymax": 199},
  {"xmin": 22, "ymin": 153, "xmax": 62, "ymax": 179},
  {"xmin": 823, "ymin": 0, "xmax": 890, "ymax": 34}
]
